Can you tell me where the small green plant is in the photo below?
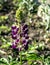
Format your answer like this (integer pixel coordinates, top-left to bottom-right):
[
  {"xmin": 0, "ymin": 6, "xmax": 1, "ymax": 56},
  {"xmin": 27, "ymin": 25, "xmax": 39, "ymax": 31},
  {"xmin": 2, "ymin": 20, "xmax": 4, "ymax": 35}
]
[
  {"xmin": 0, "ymin": 0, "xmax": 50, "ymax": 65},
  {"xmin": 0, "ymin": 55, "xmax": 19, "ymax": 65},
  {"xmin": 37, "ymin": 0, "xmax": 50, "ymax": 30}
]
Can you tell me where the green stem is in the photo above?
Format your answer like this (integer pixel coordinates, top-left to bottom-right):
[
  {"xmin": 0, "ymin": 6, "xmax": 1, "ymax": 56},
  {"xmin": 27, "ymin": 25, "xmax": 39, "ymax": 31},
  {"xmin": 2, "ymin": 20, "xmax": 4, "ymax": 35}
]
[{"xmin": 20, "ymin": 51, "xmax": 22, "ymax": 65}]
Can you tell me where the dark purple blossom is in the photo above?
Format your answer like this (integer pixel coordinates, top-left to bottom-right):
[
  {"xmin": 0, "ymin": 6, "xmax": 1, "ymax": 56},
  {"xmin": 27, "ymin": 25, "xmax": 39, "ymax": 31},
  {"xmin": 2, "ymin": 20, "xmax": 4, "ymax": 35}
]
[
  {"xmin": 12, "ymin": 42, "xmax": 16, "ymax": 49},
  {"xmin": 15, "ymin": 39, "xmax": 20, "ymax": 43},
  {"xmin": 25, "ymin": 35, "xmax": 29, "ymax": 39},
  {"xmin": 23, "ymin": 24, "xmax": 28, "ymax": 30},
  {"xmin": 22, "ymin": 39, "xmax": 26, "ymax": 44},
  {"xmin": 22, "ymin": 39, "xmax": 28, "ymax": 46},
  {"xmin": 11, "ymin": 25, "xmax": 19, "ymax": 39},
  {"xmin": 12, "ymin": 31, "xmax": 17, "ymax": 35},
  {"xmin": 16, "ymin": 27, "xmax": 19, "ymax": 31},
  {"xmin": 12, "ymin": 27, "xmax": 19, "ymax": 34},
  {"xmin": 12, "ymin": 35, "xmax": 17, "ymax": 39},
  {"xmin": 11, "ymin": 26, "xmax": 16, "ymax": 29},
  {"xmin": 24, "ymin": 43, "xmax": 28, "ymax": 50},
  {"xmin": 24, "ymin": 29, "xmax": 28, "ymax": 34}
]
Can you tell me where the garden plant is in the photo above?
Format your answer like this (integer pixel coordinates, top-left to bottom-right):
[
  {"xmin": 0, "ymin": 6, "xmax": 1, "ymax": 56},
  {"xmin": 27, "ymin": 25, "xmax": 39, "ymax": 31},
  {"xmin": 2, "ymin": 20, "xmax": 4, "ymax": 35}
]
[{"xmin": 0, "ymin": 0, "xmax": 50, "ymax": 65}]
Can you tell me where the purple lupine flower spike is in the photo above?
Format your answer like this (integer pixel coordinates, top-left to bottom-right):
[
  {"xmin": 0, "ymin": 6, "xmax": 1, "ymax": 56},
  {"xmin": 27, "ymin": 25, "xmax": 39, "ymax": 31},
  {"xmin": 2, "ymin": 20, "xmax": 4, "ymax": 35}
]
[{"xmin": 11, "ymin": 23, "xmax": 29, "ymax": 50}]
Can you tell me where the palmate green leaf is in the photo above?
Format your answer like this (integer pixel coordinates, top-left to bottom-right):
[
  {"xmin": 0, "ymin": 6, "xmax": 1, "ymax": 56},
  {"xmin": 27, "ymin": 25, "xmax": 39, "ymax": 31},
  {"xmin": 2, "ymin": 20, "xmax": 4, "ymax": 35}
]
[
  {"xmin": 10, "ymin": 61, "xmax": 19, "ymax": 65},
  {"xmin": 26, "ymin": 53, "xmax": 43, "ymax": 65},
  {"xmin": 0, "ymin": 15, "xmax": 8, "ymax": 22},
  {"xmin": 44, "ymin": 56, "xmax": 50, "ymax": 65},
  {"xmin": 1, "ymin": 37, "xmax": 6, "ymax": 43},
  {"xmin": 26, "ymin": 53, "xmax": 42, "ymax": 61},
  {"xmin": 0, "ymin": 50, "xmax": 6, "ymax": 54},
  {"xmin": 26, "ymin": 53, "xmax": 42, "ymax": 65},
  {"xmin": 8, "ymin": 56, "xmax": 19, "ymax": 65},
  {"xmin": 1, "ymin": 42, "xmax": 11, "ymax": 48},
  {"xmin": 0, "ymin": 25, "xmax": 11, "ymax": 31},
  {"xmin": 26, "ymin": 53, "xmax": 37, "ymax": 60},
  {"xmin": 0, "ymin": 56, "xmax": 18, "ymax": 65},
  {"xmin": 42, "ymin": 0, "xmax": 47, "ymax": 3},
  {"xmin": 0, "ymin": 58, "xmax": 10, "ymax": 65},
  {"xmin": 0, "ymin": 25, "xmax": 8, "ymax": 30},
  {"xmin": 8, "ymin": 55, "xmax": 12, "ymax": 63}
]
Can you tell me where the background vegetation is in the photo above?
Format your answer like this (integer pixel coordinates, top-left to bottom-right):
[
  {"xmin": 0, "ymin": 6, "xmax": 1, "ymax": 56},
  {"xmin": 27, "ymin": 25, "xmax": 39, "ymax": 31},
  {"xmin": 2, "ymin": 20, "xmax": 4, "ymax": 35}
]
[{"xmin": 0, "ymin": 0, "xmax": 50, "ymax": 65}]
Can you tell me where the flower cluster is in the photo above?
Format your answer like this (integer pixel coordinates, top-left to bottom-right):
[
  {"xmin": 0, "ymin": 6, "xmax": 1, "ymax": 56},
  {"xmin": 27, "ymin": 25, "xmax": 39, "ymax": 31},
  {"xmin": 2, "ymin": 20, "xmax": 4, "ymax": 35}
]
[
  {"xmin": 11, "ymin": 23, "xmax": 29, "ymax": 50},
  {"xmin": 11, "ymin": 25, "xmax": 20, "ymax": 49},
  {"xmin": 21, "ymin": 24, "xmax": 29, "ymax": 50},
  {"xmin": 37, "ymin": 3, "xmax": 50, "ymax": 29}
]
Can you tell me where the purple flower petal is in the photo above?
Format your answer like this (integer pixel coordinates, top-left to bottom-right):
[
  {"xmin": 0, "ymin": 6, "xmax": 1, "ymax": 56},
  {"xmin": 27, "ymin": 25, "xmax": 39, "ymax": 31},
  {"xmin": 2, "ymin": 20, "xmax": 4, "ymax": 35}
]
[
  {"xmin": 24, "ymin": 44, "xmax": 28, "ymax": 50},
  {"xmin": 25, "ymin": 36, "xmax": 29, "ymax": 39},
  {"xmin": 24, "ymin": 34, "xmax": 29, "ymax": 39},
  {"xmin": 12, "ymin": 35, "xmax": 17, "ymax": 39},
  {"xmin": 23, "ymin": 39, "xmax": 26, "ymax": 43},
  {"xmin": 11, "ymin": 26, "xmax": 16, "ymax": 29},
  {"xmin": 16, "ymin": 27, "xmax": 19, "ymax": 32},
  {"xmin": 24, "ymin": 29, "xmax": 28, "ymax": 34},
  {"xmin": 15, "ymin": 39, "xmax": 20, "ymax": 43},
  {"xmin": 23, "ymin": 24, "xmax": 28, "ymax": 30},
  {"xmin": 12, "ymin": 42, "xmax": 16, "ymax": 49},
  {"xmin": 12, "ymin": 44, "xmax": 16, "ymax": 49},
  {"xmin": 12, "ymin": 31, "xmax": 17, "ymax": 35},
  {"xmin": 12, "ymin": 27, "xmax": 19, "ymax": 33},
  {"xmin": 22, "ymin": 39, "xmax": 28, "ymax": 45}
]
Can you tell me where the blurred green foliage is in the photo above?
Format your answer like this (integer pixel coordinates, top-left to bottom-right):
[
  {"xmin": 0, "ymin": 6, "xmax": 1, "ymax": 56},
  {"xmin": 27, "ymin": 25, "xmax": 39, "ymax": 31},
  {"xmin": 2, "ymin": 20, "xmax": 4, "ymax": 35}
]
[{"xmin": 0, "ymin": 0, "xmax": 50, "ymax": 65}]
